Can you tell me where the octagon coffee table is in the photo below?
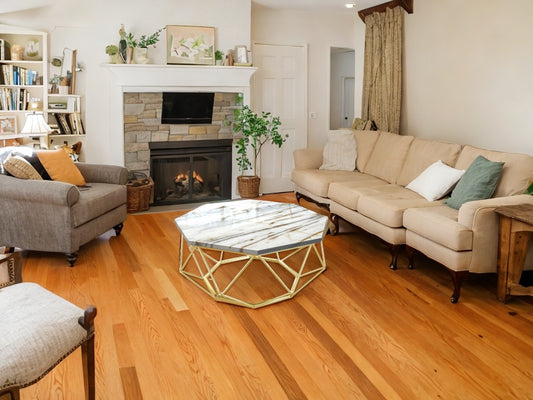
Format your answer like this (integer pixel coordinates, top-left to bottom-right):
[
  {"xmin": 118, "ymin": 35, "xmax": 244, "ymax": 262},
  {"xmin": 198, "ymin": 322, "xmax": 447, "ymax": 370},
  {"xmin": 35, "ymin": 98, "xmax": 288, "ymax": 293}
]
[{"xmin": 175, "ymin": 199, "xmax": 328, "ymax": 308}]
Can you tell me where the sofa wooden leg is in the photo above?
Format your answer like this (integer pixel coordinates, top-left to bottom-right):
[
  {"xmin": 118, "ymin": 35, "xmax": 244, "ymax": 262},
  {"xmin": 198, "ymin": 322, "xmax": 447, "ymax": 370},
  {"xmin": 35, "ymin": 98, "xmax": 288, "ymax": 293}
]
[
  {"xmin": 79, "ymin": 306, "xmax": 97, "ymax": 400},
  {"xmin": 389, "ymin": 244, "xmax": 402, "ymax": 270},
  {"xmin": 330, "ymin": 214, "xmax": 340, "ymax": 236},
  {"xmin": 448, "ymin": 270, "xmax": 469, "ymax": 303},
  {"xmin": 406, "ymin": 245, "xmax": 415, "ymax": 269},
  {"xmin": 295, "ymin": 192, "xmax": 303, "ymax": 204},
  {"xmin": 66, "ymin": 252, "xmax": 78, "ymax": 267},
  {"xmin": 113, "ymin": 223, "xmax": 124, "ymax": 236}
]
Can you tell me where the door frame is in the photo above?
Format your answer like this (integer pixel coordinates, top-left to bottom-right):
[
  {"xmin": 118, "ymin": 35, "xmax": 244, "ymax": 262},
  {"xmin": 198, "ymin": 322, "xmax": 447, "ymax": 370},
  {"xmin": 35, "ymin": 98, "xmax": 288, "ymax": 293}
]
[{"xmin": 341, "ymin": 75, "xmax": 355, "ymax": 128}]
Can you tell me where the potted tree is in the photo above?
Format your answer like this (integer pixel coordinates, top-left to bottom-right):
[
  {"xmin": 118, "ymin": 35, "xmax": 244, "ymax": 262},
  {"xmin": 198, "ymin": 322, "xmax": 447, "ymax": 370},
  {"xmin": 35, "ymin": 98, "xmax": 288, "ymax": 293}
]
[{"xmin": 234, "ymin": 105, "xmax": 285, "ymax": 198}]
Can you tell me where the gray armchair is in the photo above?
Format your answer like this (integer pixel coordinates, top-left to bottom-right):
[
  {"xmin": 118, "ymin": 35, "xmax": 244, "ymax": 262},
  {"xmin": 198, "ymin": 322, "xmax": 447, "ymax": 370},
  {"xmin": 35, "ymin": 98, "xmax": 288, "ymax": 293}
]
[{"xmin": 0, "ymin": 162, "xmax": 128, "ymax": 266}]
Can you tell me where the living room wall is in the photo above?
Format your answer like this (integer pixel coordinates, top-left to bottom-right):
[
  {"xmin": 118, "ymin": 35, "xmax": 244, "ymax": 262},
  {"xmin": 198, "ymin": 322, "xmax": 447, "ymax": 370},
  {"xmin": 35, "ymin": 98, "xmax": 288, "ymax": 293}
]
[
  {"xmin": 402, "ymin": 0, "xmax": 533, "ymax": 156},
  {"xmin": 0, "ymin": 0, "xmax": 251, "ymax": 164},
  {"xmin": 251, "ymin": 6, "xmax": 361, "ymax": 148}
]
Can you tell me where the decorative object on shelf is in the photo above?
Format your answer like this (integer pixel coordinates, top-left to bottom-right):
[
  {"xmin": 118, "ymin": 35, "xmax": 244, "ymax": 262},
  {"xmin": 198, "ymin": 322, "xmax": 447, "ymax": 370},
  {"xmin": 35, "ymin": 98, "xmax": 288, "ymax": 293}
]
[
  {"xmin": 234, "ymin": 45, "xmax": 248, "ymax": 64},
  {"xmin": 58, "ymin": 77, "xmax": 69, "ymax": 95},
  {"xmin": 215, "ymin": 50, "xmax": 224, "ymax": 66},
  {"xmin": 0, "ymin": 115, "xmax": 17, "ymax": 135},
  {"xmin": 224, "ymin": 49, "xmax": 234, "ymax": 66},
  {"xmin": 24, "ymin": 39, "xmax": 40, "ymax": 60},
  {"xmin": 20, "ymin": 112, "xmax": 51, "ymax": 136},
  {"xmin": 48, "ymin": 74, "xmax": 61, "ymax": 94},
  {"xmin": 10, "ymin": 44, "xmax": 24, "ymax": 60},
  {"xmin": 60, "ymin": 48, "xmax": 77, "ymax": 94},
  {"xmin": 0, "ymin": 39, "xmax": 10, "ymax": 61},
  {"xmin": 166, "ymin": 25, "xmax": 215, "ymax": 65},
  {"xmin": 105, "ymin": 45, "xmax": 123, "ymax": 64},
  {"xmin": 233, "ymin": 105, "xmax": 286, "ymax": 198},
  {"xmin": 110, "ymin": 26, "xmax": 164, "ymax": 64}
]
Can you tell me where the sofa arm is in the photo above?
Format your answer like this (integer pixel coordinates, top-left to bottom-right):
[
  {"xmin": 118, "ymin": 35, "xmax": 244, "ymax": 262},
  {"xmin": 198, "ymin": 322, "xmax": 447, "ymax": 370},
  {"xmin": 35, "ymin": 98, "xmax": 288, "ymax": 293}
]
[
  {"xmin": 293, "ymin": 148, "xmax": 323, "ymax": 169},
  {"xmin": 0, "ymin": 174, "xmax": 79, "ymax": 206},
  {"xmin": 76, "ymin": 163, "xmax": 128, "ymax": 185},
  {"xmin": 458, "ymin": 195, "xmax": 533, "ymax": 229}
]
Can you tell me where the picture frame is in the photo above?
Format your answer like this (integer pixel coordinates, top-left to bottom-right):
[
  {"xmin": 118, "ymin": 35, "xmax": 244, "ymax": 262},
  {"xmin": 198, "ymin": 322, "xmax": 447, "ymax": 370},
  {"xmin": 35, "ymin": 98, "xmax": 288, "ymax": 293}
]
[
  {"xmin": 235, "ymin": 45, "xmax": 248, "ymax": 64},
  {"xmin": 55, "ymin": 113, "xmax": 71, "ymax": 135},
  {"xmin": 166, "ymin": 25, "xmax": 215, "ymax": 65},
  {"xmin": 0, "ymin": 115, "xmax": 17, "ymax": 135}
]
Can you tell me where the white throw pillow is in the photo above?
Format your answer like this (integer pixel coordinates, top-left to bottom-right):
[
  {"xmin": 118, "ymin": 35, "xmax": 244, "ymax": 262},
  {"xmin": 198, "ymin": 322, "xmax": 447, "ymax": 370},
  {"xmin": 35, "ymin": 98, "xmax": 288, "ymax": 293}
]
[
  {"xmin": 406, "ymin": 160, "xmax": 465, "ymax": 201},
  {"xmin": 319, "ymin": 129, "xmax": 357, "ymax": 171}
]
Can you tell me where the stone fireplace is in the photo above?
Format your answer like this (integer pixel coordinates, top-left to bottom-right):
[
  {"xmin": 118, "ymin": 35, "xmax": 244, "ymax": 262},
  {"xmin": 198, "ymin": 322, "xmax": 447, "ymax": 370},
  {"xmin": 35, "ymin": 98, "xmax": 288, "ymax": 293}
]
[
  {"xmin": 104, "ymin": 64, "xmax": 257, "ymax": 199},
  {"xmin": 123, "ymin": 91, "xmax": 241, "ymax": 177}
]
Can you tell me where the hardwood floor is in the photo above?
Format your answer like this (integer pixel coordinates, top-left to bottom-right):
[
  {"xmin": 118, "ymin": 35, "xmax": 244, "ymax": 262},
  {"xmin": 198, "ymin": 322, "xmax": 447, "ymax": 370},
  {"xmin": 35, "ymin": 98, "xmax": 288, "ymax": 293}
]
[{"xmin": 15, "ymin": 193, "xmax": 533, "ymax": 400}]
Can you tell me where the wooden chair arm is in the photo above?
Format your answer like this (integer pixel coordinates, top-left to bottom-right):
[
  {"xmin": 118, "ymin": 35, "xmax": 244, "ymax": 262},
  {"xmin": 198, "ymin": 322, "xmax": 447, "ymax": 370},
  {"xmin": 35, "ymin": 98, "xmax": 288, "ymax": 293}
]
[{"xmin": 0, "ymin": 252, "xmax": 22, "ymax": 287}]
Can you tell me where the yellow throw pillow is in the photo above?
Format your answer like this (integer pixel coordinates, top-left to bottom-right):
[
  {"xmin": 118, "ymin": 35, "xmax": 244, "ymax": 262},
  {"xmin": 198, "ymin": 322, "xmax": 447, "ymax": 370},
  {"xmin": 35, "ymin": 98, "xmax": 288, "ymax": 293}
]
[
  {"xmin": 36, "ymin": 149, "xmax": 86, "ymax": 186},
  {"xmin": 3, "ymin": 155, "xmax": 43, "ymax": 180}
]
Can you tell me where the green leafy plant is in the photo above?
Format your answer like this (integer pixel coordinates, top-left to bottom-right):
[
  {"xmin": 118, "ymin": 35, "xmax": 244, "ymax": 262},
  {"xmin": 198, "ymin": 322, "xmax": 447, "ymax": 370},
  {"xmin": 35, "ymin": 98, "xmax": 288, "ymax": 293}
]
[
  {"xmin": 137, "ymin": 28, "xmax": 164, "ymax": 48},
  {"xmin": 233, "ymin": 105, "xmax": 286, "ymax": 176},
  {"xmin": 105, "ymin": 45, "xmax": 119, "ymax": 56},
  {"xmin": 215, "ymin": 50, "xmax": 224, "ymax": 61}
]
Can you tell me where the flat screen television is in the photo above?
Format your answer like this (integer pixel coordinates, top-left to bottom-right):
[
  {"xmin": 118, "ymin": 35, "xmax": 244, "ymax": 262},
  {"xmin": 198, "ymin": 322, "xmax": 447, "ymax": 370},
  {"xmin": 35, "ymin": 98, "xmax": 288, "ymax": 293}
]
[{"xmin": 161, "ymin": 92, "xmax": 215, "ymax": 124}]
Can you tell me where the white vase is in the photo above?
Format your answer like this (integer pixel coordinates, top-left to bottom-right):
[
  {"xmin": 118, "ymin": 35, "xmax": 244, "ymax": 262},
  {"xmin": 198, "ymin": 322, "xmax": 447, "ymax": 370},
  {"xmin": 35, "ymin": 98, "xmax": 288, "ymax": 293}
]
[
  {"xmin": 58, "ymin": 85, "xmax": 69, "ymax": 95},
  {"xmin": 133, "ymin": 47, "xmax": 150, "ymax": 64}
]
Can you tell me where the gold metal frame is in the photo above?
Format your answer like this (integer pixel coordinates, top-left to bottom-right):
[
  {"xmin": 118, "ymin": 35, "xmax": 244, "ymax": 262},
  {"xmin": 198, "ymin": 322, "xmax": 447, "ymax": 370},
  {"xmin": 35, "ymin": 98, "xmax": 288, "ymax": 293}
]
[{"xmin": 179, "ymin": 236, "xmax": 326, "ymax": 308}]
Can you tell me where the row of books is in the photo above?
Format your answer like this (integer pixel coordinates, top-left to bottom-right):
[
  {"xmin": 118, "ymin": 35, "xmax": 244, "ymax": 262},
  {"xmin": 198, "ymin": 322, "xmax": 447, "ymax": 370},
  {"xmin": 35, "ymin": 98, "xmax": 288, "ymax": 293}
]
[
  {"xmin": 0, "ymin": 64, "xmax": 39, "ymax": 86},
  {"xmin": 51, "ymin": 112, "xmax": 85, "ymax": 135},
  {"xmin": 0, "ymin": 87, "xmax": 31, "ymax": 110}
]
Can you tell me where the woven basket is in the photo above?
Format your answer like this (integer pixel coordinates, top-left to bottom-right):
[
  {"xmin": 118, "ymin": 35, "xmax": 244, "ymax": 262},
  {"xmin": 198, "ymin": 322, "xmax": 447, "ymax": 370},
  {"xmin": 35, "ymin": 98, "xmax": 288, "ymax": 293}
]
[
  {"xmin": 237, "ymin": 175, "xmax": 260, "ymax": 198},
  {"xmin": 127, "ymin": 177, "xmax": 154, "ymax": 213}
]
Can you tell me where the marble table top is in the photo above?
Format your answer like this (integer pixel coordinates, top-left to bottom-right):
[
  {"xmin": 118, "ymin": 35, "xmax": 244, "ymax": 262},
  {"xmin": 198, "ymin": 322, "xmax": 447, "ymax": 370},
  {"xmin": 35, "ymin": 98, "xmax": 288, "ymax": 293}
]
[{"xmin": 175, "ymin": 199, "xmax": 329, "ymax": 255}]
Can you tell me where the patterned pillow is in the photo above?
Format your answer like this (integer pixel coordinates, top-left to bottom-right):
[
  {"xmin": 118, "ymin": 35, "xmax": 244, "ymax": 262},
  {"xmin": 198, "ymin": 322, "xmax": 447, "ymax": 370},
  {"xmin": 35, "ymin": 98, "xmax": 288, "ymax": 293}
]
[
  {"xmin": 0, "ymin": 146, "xmax": 50, "ymax": 179},
  {"xmin": 3, "ymin": 155, "xmax": 43, "ymax": 180}
]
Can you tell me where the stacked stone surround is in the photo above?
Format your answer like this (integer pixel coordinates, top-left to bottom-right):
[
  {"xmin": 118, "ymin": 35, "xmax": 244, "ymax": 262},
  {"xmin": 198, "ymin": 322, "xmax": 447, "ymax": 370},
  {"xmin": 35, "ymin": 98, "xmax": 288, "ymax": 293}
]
[{"xmin": 123, "ymin": 92, "xmax": 240, "ymax": 175}]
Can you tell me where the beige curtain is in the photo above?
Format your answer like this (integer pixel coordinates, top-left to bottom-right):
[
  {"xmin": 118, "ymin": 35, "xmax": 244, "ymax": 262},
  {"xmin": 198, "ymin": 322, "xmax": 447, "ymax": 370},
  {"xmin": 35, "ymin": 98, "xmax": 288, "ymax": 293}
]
[{"xmin": 361, "ymin": 6, "xmax": 403, "ymax": 134}]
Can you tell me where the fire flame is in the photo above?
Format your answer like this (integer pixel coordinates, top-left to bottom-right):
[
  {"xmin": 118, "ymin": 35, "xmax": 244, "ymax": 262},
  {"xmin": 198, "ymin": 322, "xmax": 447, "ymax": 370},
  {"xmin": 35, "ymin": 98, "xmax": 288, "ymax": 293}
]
[{"xmin": 174, "ymin": 171, "xmax": 204, "ymax": 183}]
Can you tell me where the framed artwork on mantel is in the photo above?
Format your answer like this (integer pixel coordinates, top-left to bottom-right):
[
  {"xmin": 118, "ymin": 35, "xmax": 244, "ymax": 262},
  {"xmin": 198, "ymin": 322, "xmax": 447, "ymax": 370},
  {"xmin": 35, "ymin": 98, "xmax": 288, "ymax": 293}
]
[{"xmin": 166, "ymin": 25, "xmax": 215, "ymax": 65}]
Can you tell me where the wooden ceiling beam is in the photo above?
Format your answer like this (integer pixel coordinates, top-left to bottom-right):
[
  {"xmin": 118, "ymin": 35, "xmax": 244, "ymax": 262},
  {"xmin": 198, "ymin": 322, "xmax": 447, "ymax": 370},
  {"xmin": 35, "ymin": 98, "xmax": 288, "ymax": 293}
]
[{"xmin": 358, "ymin": 0, "xmax": 413, "ymax": 22}]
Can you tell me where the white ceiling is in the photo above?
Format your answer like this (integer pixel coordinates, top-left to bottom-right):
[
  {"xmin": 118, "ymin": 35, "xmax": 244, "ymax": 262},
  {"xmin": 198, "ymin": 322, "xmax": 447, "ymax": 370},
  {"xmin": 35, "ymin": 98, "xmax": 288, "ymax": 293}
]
[{"xmin": 251, "ymin": 0, "xmax": 383, "ymax": 11}]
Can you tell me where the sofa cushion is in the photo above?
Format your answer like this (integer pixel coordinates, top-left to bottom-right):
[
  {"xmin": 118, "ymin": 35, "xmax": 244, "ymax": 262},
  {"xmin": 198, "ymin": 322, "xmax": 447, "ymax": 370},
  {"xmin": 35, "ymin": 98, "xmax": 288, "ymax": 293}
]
[
  {"xmin": 37, "ymin": 149, "xmax": 86, "ymax": 186},
  {"xmin": 327, "ymin": 174, "xmax": 389, "ymax": 210},
  {"xmin": 454, "ymin": 145, "xmax": 533, "ymax": 197},
  {"xmin": 396, "ymin": 138, "xmax": 462, "ymax": 187},
  {"xmin": 0, "ymin": 147, "xmax": 50, "ymax": 179},
  {"xmin": 319, "ymin": 129, "xmax": 357, "ymax": 171},
  {"xmin": 71, "ymin": 183, "xmax": 127, "ymax": 227},
  {"xmin": 291, "ymin": 169, "xmax": 360, "ymax": 198},
  {"xmin": 403, "ymin": 205, "xmax": 472, "ymax": 251},
  {"xmin": 354, "ymin": 130, "xmax": 380, "ymax": 172},
  {"xmin": 361, "ymin": 132, "xmax": 414, "ymax": 183},
  {"xmin": 3, "ymin": 156, "xmax": 43, "ymax": 180},
  {"xmin": 356, "ymin": 185, "xmax": 443, "ymax": 228},
  {"xmin": 406, "ymin": 160, "xmax": 465, "ymax": 201},
  {"xmin": 445, "ymin": 155, "xmax": 504, "ymax": 210}
]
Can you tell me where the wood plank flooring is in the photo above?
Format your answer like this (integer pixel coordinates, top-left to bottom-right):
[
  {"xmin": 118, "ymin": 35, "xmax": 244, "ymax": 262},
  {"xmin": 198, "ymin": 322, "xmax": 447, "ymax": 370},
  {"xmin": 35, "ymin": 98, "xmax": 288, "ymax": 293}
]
[{"xmin": 14, "ymin": 193, "xmax": 533, "ymax": 399}]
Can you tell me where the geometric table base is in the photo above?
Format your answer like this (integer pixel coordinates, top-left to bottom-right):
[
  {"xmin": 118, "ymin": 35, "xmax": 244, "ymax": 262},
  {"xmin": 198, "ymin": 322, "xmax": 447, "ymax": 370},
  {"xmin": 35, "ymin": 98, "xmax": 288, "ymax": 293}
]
[{"xmin": 179, "ymin": 236, "xmax": 327, "ymax": 309}]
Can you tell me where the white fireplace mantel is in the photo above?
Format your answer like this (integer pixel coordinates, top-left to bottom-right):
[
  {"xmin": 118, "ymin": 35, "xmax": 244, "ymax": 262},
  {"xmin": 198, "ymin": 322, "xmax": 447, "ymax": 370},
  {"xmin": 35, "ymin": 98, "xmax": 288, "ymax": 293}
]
[
  {"xmin": 103, "ymin": 64, "xmax": 257, "ymax": 165},
  {"xmin": 103, "ymin": 64, "xmax": 257, "ymax": 199}
]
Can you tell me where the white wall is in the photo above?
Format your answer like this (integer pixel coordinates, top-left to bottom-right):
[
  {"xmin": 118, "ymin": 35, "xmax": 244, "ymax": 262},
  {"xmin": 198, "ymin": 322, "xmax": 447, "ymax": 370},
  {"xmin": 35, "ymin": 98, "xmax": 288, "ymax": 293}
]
[
  {"xmin": 401, "ymin": 0, "xmax": 533, "ymax": 155},
  {"xmin": 251, "ymin": 6, "xmax": 361, "ymax": 148},
  {"xmin": 0, "ymin": 0, "xmax": 251, "ymax": 164}
]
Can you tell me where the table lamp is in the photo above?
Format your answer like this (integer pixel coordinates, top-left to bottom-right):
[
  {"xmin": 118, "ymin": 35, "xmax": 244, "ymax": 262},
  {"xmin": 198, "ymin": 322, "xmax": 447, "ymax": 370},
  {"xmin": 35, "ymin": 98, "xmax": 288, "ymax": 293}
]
[{"xmin": 21, "ymin": 112, "xmax": 52, "ymax": 149}]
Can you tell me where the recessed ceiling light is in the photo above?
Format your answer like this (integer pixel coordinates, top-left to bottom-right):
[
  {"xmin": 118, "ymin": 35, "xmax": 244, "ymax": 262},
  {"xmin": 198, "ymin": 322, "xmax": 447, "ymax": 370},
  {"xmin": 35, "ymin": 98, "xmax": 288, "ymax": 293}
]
[{"xmin": 345, "ymin": 3, "xmax": 356, "ymax": 8}]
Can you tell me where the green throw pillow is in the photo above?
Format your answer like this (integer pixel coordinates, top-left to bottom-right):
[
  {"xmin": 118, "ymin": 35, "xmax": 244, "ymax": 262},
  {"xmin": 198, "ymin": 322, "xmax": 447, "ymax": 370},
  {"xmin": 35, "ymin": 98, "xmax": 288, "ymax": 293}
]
[{"xmin": 445, "ymin": 155, "xmax": 504, "ymax": 209}]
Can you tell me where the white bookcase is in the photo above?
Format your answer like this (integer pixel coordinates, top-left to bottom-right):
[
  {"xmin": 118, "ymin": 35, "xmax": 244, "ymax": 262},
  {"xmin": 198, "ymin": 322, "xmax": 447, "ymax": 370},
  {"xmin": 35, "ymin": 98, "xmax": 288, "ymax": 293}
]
[
  {"xmin": 0, "ymin": 24, "xmax": 47, "ymax": 139},
  {"xmin": 47, "ymin": 93, "xmax": 85, "ymax": 148}
]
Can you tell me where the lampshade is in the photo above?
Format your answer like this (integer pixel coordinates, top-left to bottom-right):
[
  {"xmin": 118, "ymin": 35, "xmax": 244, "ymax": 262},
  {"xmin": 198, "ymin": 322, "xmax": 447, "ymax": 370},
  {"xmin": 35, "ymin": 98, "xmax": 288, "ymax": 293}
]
[{"xmin": 21, "ymin": 112, "xmax": 52, "ymax": 135}]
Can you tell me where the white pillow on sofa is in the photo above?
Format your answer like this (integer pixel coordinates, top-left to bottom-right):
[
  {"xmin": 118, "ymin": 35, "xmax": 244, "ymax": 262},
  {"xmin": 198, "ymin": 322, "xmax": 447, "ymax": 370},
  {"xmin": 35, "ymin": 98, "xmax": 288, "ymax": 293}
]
[
  {"xmin": 319, "ymin": 129, "xmax": 357, "ymax": 171},
  {"xmin": 406, "ymin": 160, "xmax": 465, "ymax": 201}
]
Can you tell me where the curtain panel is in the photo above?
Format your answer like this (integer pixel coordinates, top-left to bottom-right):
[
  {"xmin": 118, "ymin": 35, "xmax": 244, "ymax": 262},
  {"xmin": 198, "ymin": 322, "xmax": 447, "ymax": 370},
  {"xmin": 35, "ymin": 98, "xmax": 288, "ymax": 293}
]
[{"xmin": 361, "ymin": 6, "xmax": 403, "ymax": 134}]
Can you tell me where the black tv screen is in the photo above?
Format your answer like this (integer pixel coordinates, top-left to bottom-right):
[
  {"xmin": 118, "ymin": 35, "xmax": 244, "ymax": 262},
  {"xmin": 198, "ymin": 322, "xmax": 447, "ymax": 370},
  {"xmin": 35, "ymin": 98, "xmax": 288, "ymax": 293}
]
[{"xmin": 161, "ymin": 92, "xmax": 215, "ymax": 124}]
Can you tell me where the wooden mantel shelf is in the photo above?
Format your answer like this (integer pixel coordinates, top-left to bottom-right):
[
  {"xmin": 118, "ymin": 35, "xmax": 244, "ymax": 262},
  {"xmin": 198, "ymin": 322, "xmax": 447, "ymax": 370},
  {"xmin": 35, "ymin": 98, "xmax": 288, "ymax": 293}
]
[{"xmin": 358, "ymin": 0, "xmax": 413, "ymax": 22}]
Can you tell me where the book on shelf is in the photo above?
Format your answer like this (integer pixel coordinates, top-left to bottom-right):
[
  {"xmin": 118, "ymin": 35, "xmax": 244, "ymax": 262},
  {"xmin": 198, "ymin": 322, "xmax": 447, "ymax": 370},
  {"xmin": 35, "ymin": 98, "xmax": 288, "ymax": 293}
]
[
  {"xmin": 0, "ymin": 65, "xmax": 38, "ymax": 86},
  {"xmin": 0, "ymin": 87, "xmax": 30, "ymax": 110},
  {"xmin": 54, "ymin": 112, "xmax": 84, "ymax": 135},
  {"xmin": 0, "ymin": 39, "xmax": 10, "ymax": 61}
]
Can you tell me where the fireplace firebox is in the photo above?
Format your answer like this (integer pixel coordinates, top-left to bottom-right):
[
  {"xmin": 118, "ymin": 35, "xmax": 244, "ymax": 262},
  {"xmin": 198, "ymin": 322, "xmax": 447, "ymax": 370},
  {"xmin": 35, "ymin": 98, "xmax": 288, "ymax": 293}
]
[{"xmin": 149, "ymin": 140, "xmax": 232, "ymax": 205}]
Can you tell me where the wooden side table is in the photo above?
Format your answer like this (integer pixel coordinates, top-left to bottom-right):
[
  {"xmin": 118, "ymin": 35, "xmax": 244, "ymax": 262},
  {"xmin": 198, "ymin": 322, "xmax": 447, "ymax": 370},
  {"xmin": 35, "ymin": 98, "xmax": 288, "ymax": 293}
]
[{"xmin": 495, "ymin": 204, "xmax": 533, "ymax": 302}]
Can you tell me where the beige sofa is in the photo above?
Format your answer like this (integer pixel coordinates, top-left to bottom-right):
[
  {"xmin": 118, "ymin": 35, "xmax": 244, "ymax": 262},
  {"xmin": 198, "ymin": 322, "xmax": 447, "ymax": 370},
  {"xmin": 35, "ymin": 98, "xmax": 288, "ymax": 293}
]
[{"xmin": 292, "ymin": 129, "xmax": 533, "ymax": 302}]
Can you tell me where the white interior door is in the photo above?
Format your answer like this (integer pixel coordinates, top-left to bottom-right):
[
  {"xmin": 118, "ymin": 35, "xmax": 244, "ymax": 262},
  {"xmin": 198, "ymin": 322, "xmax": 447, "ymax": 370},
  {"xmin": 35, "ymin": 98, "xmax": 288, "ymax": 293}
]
[{"xmin": 252, "ymin": 43, "xmax": 307, "ymax": 194}]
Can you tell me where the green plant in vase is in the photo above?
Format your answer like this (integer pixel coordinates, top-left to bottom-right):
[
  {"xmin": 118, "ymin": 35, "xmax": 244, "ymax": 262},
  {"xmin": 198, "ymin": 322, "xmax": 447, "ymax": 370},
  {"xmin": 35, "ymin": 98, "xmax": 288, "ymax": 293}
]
[{"xmin": 233, "ymin": 105, "xmax": 286, "ymax": 198}]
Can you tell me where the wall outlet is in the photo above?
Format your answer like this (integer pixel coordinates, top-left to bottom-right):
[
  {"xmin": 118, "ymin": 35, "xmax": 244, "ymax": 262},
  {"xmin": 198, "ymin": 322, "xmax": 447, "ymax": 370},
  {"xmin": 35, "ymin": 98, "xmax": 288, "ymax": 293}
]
[{"xmin": 309, "ymin": 112, "xmax": 317, "ymax": 119}]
